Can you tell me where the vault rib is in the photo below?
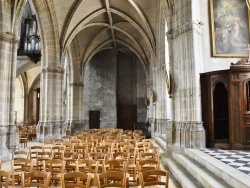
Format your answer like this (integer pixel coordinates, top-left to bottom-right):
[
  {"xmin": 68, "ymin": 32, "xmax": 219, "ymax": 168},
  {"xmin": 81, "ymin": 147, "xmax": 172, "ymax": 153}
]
[{"xmin": 105, "ymin": 0, "xmax": 117, "ymax": 50}]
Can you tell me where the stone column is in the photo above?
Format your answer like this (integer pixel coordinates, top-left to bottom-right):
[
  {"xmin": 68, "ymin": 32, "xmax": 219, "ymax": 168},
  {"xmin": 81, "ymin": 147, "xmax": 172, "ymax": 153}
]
[
  {"xmin": 37, "ymin": 67, "xmax": 64, "ymax": 142},
  {"xmin": 0, "ymin": 32, "xmax": 19, "ymax": 160},
  {"xmin": 23, "ymin": 96, "xmax": 29, "ymax": 124},
  {"xmin": 65, "ymin": 82, "xmax": 84, "ymax": 134},
  {"xmin": 166, "ymin": 0, "xmax": 205, "ymax": 148}
]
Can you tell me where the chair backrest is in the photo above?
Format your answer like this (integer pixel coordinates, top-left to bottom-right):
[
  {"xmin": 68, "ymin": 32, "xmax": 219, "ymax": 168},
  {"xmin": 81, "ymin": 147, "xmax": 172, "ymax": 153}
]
[
  {"xmin": 0, "ymin": 170, "xmax": 10, "ymax": 187},
  {"xmin": 12, "ymin": 150, "xmax": 29, "ymax": 160},
  {"xmin": 73, "ymin": 145, "xmax": 87, "ymax": 159},
  {"xmin": 138, "ymin": 169, "xmax": 170, "ymax": 188},
  {"xmin": 88, "ymin": 152, "xmax": 106, "ymax": 163},
  {"xmin": 111, "ymin": 151, "xmax": 129, "ymax": 162},
  {"xmin": 77, "ymin": 159, "xmax": 98, "ymax": 173},
  {"xmin": 94, "ymin": 171, "xmax": 126, "ymax": 188},
  {"xmin": 53, "ymin": 139, "xmax": 64, "ymax": 146},
  {"xmin": 61, "ymin": 171, "xmax": 91, "ymax": 188},
  {"xmin": 21, "ymin": 171, "xmax": 51, "ymax": 188},
  {"xmin": 137, "ymin": 159, "xmax": 159, "ymax": 172},
  {"xmin": 139, "ymin": 152, "xmax": 159, "ymax": 161},
  {"xmin": 103, "ymin": 159, "xmax": 127, "ymax": 173},
  {"xmin": 29, "ymin": 145, "xmax": 43, "ymax": 162},
  {"xmin": 12, "ymin": 158, "xmax": 33, "ymax": 174}
]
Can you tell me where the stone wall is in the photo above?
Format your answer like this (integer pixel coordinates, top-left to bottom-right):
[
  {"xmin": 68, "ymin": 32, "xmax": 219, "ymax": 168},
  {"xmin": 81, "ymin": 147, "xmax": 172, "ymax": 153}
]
[{"xmin": 83, "ymin": 49, "xmax": 117, "ymax": 128}]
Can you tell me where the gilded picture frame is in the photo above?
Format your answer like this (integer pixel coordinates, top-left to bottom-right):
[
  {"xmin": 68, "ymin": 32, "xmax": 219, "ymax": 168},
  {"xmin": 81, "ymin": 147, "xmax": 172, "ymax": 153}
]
[{"xmin": 210, "ymin": 0, "xmax": 249, "ymax": 57}]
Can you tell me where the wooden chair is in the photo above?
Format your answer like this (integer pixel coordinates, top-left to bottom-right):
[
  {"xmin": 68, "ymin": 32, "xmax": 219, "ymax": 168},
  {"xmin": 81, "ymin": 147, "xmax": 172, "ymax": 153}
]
[
  {"xmin": 36, "ymin": 151, "xmax": 52, "ymax": 171},
  {"xmin": 19, "ymin": 131, "xmax": 28, "ymax": 148},
  {"xmin": 29, "ymin": 145, "xmax": 43, "ymax": 169},
  {"xmin": 63, "ymin": 152, "xmax": 79, "ymax": 172},
  {"xmin": 138, "ymin": 169, "xmax": 170, "ymax": 188},
  {"xmin": 21, "ymin": 171, "xmax": 51, "ymax": 188},
  {"xmin": 11, "ymin": 158, "xmax": 33, "ymax": 186},
  {"xmin": 94, "ymin": 171, "xmax": 127, "ymax": 188},
  {"xmin": 61, "ymin": 171, "xmax": 91, "ymax": 188},
  {"xmin": 0, "ymin": 170, "xmax": 11, "ymax": 187},
  {"xmin": 44, "ymin": 159, "xmax": 65, "ymax": 185}
]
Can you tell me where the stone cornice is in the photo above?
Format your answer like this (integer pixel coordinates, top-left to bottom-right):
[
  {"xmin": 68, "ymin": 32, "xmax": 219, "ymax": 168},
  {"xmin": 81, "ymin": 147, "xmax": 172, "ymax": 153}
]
[
  {"xmin": 69, "ymin": 82, "xmax": 84, "ymax": 87},
  {"xmin": 42, "ymin": 67, "xmax": 64, "ymax": 74},
  {"xmin": 0, "ymin": 32, "xmax": 19, "ymax": 44},
  {"xmin": 166, "ymin": 21, "xmax": 203, "ymax": 40}
]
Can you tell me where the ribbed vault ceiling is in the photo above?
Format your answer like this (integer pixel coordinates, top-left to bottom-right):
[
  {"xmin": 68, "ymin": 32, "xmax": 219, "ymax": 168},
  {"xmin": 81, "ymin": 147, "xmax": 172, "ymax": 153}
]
[{"xmin": 52, "ymin": 0, "xmax": 157, "ymax": 69}]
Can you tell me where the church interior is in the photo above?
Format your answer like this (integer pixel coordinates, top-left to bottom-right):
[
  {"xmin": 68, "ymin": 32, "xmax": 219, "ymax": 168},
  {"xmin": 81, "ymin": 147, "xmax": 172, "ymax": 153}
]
[{"xmin": 1, "ymin": 0, "xmax": 250, "ymax": 187}]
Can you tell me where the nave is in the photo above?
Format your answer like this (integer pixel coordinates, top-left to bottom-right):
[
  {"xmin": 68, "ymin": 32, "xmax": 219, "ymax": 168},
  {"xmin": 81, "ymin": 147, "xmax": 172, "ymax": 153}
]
[
  {"xmin": 0, "ymin": 128, "xmax": 181, "ymax": 187},
  {"xmin": 2, "ymin": 128, "xmax": 250, "ymax": 187}
]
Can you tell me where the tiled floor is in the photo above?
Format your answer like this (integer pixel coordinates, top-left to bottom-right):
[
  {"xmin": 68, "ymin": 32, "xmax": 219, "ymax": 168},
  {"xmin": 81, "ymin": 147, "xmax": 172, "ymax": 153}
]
[{"xmin": 200, "ymin": 148, "xmax": 250, "ymax": 176}]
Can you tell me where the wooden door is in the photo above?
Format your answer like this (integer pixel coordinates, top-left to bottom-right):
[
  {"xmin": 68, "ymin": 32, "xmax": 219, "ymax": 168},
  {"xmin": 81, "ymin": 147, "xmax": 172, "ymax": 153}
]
[
  {"xmin": 89, "ymin": 111, "xmax": 100, "ymax": 129},
  {"xmin": 117, "ymin": 105, "xmax": 137, "ymax": 130}
]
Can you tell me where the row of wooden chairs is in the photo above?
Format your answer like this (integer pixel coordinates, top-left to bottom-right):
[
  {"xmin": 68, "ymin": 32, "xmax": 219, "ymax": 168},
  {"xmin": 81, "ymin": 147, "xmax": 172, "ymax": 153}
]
[
  {"xmin": 7, "ymin": 128, "xmax": 170, "ymax": 187},
  {"xmin": 8, "ymin": 158, "xmax": 169, "ymax": 187}
]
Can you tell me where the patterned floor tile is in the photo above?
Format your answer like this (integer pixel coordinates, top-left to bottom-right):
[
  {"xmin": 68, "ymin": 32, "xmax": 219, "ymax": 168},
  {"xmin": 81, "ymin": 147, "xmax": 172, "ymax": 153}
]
[{"xmin": 200, "ymin": 149, "xmax": 250, "ymax": 176}]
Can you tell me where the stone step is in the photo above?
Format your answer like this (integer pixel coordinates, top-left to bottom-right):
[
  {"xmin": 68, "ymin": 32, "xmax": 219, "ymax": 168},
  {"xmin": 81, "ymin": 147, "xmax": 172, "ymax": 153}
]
[
  {"xmin": 186, "ymin": 149, "xmax": 250, "ymax": 188},
  {"xmin": 154, "ymin": 136, "xmax": 242, "ymax": 188},
  {"xmin": 173, "ymin": 152, "xmax": 232, "ymax": 188},
  {"xmin": 162, "ymin": 154, "xmax": 203, "ymax": 188},
  {"xmin": 155, "ymin": 136, "xmax": 203, "ymax": 188}
]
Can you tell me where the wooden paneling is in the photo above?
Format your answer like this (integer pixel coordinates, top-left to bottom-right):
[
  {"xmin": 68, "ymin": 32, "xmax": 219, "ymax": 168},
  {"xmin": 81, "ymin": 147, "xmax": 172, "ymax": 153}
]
[{"xmin": 201, "ymin": 67, "xmax": 250, "ymax": 149}]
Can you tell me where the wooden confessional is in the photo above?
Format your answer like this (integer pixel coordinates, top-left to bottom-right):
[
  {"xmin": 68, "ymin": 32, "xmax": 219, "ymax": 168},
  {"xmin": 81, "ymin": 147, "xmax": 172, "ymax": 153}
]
[{"xmin": 201, "ymin": 59, "xmax": 250, "ymax": 150}]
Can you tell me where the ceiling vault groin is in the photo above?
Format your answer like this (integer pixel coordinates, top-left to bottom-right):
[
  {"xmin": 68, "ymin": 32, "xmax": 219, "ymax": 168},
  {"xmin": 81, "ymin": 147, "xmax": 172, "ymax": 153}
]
[{"xmin": 59, "ymin": 0, "xmax": 156, "ymax": 73}]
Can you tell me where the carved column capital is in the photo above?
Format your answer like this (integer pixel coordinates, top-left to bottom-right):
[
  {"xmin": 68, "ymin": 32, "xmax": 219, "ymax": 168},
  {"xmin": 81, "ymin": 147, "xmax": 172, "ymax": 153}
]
[
  {"xmin": 0, "ymin": 32, "xmax": 19, "ymax": 44},
  {"xmin": 69, "ymin": 82, "xmax": 84, "ymax": 87},
  {"xmin": 42, "ymin": 67, "xmax": 64, "ymax": 74}
]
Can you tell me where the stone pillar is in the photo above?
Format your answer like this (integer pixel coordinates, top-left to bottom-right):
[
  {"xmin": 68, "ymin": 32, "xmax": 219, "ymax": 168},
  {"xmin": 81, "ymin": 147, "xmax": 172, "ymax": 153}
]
[
  {"xmin": 165, "ymin": 1, "xmax": 205, "ymax": 149},
  {"xmin": 37, "ymin": 67, "xmax": 64, "ymax": 142},
  {"xmin": 66, "ymin": 82, "xmax": 84, "ymax": 134},
  {"xmin": 23, "ymin": 96, "xmax": 29, "ymax": 124},
  {"xmin": 0, "ymin": 32, "xmax": 20, "ymax": 160}
]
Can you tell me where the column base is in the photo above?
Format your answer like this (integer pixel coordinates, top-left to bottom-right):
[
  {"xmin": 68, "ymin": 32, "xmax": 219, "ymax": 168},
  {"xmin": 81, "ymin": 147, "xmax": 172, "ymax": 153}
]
[
  {"xmin": 0, "ymin": 124, "xmax": 19, "ymax": 161},
  {"xmin": 166, "ymin": 121, "xmax": 206, "ymax": 149},
  {"xmin": 37, "ymin": 121, "xmax": 66, "ymax": 142}
]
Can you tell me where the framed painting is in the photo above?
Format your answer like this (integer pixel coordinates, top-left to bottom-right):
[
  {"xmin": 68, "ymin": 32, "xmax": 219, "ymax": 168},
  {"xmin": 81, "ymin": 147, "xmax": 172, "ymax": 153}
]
[{"xmin": 210, "ymin": 0, "xmax": 249, "ymax": 57}]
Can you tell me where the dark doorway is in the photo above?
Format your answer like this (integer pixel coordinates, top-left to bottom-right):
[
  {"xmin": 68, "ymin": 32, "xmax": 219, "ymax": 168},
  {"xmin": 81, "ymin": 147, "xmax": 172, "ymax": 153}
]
[
  {"xmin": 35, "ymin": 88, "xmax": 40, "ymax": 124},
  {"xmin": 117, "ymin": 105, "xmax": 137, "ymax": 130},
  {"xmin": 89, "ymin": 111, "xmax": 100, "ymax": 129},
  {"xmin": 213, "ymin": 82, "xmax": 229, "ymax": 142}
]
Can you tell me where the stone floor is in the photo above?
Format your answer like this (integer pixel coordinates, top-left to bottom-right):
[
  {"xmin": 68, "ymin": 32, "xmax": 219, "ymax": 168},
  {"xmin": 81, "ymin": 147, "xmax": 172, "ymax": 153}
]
[{"xmin": 200, "ymin": 148, "xmax": 250, "ymax": 176}]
